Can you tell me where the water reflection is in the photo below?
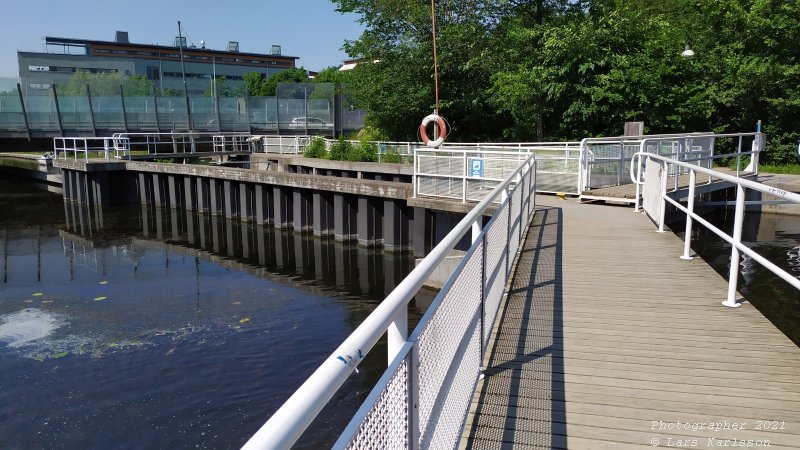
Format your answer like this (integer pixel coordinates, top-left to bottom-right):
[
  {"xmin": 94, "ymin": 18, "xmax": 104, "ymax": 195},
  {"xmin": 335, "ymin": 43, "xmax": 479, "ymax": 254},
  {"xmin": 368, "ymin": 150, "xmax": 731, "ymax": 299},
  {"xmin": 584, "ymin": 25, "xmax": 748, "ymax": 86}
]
[{"xmin": 1, "ymin": 180, "xmax": 432, "ymax": 449}]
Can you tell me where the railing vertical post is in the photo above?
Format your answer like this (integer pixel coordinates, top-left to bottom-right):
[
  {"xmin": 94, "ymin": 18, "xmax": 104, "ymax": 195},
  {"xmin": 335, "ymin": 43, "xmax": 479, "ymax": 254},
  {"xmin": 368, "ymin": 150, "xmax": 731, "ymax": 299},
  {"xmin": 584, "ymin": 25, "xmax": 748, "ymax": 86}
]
[
  {"xmin": 408, "ymin": 343, "xmax": 420, "ymax": 450},
  {"xmin": 736, "ymin": 135, "xmax": 743, "ymax": 177},
  {"xmin": 618, "ymin": 138, "xmax": 624, "ymax": 185},
  {"xmin": 505, "ymin": 187, "xmax": 511, "ymax": 276},
  {"xmin": 657, "ymin": 160, "xmax": 667, "ymax": 233},
  {"xmin": 387, "ymin": 311, "xmax": 408, "ymax": 365},
  {"xmin": 104, "ymin": 139, "xmax": 110, "ymax": 161},
  {"xmin": 472, "ymin": 219, "xmax": 481, "ymax": 244},
  {"xmin": 83, "ymin": 139, "xmax": 88, "ymax": 161},
  {"xmin": 462, "ymin": 151, "xmax": 468, "ymax": 202},
  {"xmin": 480, "ymin": 231, "xmax": 487, "ymax": 367},
  {"xmin": 413, "ymin": 151, "xmax": 418, "ymax": 199},
  {"xmin": 680, "ymin": 170, "xmax": 696, "ymax": 260},
  {"xmin": 723, "ymin": 183, "xmax": 746, "ymax": 308}
]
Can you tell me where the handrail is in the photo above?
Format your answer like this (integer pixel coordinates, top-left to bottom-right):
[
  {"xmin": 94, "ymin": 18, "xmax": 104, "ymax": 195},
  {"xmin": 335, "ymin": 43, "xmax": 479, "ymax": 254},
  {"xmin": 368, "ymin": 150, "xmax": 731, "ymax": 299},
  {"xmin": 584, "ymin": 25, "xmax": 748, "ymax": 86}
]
[
  {"xmin": 242, "ymin": 154, "xmax": 536, "ymax": 449},
  {"xmin": 630, "ymin": 151, "xmax": 800, "ymax": 307},
  {"xmin": 630, "ymin": 132, "xmax": 763, "ymax": 211}
]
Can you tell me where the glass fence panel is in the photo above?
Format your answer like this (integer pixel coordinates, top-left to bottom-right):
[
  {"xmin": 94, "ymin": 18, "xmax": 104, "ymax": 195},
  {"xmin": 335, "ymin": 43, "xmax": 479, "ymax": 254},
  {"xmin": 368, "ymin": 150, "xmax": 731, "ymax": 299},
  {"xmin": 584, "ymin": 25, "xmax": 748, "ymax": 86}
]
[
  {"xmin": 92, "ymin": 96, "xmax": 125, "ymax": 129},
  {"xmin": 24, "ymin": 95, "xmax": 60, "ymax": 131},
  {"xmin": 156, "ymin": 97, "xmax": 189, "ymax": 130},
  {"xmin": 0, "ymin": 83, "xmax": 25, "ymax": 130},
  {"xmin": 219, "ymin": 97, "xmax": 247, "ymax": 130},
  {"xmin": 247, "ymin": 96, "xmax": 277, "ymax": 131},
  {"xmin": 124, "ymin": 97, "xmax": 159, "ymax": 129},
  {"xmin": 56, "ymin": 96, "xmax": 93, "ymax": 131}
]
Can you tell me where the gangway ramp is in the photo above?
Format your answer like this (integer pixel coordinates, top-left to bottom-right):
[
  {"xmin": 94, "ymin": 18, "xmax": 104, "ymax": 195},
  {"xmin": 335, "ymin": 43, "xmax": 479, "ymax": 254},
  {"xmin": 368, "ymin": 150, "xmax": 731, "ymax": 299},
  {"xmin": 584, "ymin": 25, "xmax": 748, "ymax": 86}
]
[{"xmin": 464, "ymin": 197, "xmax": 800, "ymax": 449}]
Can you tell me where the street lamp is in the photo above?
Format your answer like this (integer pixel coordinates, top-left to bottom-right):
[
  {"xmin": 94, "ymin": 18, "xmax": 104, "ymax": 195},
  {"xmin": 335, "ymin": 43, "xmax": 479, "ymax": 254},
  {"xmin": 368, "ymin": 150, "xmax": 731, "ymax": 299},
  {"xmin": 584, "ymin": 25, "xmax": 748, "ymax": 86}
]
[{"xmin": 681, "ymin": 43, "xmax": 695, "ymax": 57}]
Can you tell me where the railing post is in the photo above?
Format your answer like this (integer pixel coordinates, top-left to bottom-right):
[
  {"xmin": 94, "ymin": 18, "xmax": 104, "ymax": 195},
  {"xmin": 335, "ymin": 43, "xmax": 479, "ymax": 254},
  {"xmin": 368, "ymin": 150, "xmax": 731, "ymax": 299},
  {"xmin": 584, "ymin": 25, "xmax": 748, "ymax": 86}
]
[
  {"xmin": 387, "ymin": 310, "xmax": 408, "ymax": 365},
  {"xmin": 480, "ymin": 231, "xmax": 487, "ymax": 368},
  {"xmin": 680, "ymin": 169, "xmax": 696, "ymax": 260},
  {"xmin": 462, "ymin": 151, "xmax": 468, "ymax": 202},
  {"xmin": 413, "ymin": 151, "xmax": 418, "ymax": 198},
  {"xmin": 408, "ymin": 343, "xmax": 420, "ymax": 450},
  {"xmin": 119, "ymin": 85, "xmax": 129, "ymax": 133},
  {"xmin": 657, "ymin": 160, "xmax": 667, "ymax": 233},
  {"xmin": 723, "ymin": 183, "xmax": 746, "ymax": 308},
  {"xmin": 505, "ymin": 187, "xmax": 511, "ymax": 276},
  {"xmin": 104, "ymin": 138, "xmax": 110, "ymax": 161},
  {"xmin": 472, "ymin": 219, "xmax": 481, "ymax": 244}
]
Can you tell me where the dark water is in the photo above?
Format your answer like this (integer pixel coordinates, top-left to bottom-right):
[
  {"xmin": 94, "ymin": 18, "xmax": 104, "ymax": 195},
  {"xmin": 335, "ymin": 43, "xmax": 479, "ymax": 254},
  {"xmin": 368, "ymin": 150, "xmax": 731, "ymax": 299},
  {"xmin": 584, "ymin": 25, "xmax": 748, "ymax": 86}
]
[
  {"xmin": 671, "ymin": 206, "xmax": 800, "ymax": 346},
  {"xmin": 0, "ymin": 177, "xmax": 431, "ymax": 449}
]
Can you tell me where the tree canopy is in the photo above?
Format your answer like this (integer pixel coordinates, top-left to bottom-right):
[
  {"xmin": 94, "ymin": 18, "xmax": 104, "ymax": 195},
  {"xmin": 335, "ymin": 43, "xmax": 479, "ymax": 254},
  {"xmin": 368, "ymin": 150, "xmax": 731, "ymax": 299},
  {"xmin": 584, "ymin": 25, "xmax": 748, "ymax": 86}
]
[{"xmin": 333, "ymin": 0, "xmax": 800, "ymax": 163}]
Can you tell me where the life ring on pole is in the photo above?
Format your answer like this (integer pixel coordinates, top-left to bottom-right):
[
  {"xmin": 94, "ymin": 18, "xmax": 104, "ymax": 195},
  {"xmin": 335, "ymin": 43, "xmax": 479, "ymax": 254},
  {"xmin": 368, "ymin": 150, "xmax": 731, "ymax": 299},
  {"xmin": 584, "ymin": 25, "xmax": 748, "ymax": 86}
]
[{"xmin": 419, "ymin": 114, "xmax": 447, "ymax": 147}]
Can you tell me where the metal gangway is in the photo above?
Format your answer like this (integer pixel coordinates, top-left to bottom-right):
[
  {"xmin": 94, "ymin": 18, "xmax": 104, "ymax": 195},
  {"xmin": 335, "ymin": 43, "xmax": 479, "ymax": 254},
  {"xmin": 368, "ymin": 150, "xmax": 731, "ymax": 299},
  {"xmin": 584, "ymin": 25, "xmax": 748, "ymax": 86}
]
[{"xmin": 243, "ymin": 154, "xmax": 538, "ymax": 449}]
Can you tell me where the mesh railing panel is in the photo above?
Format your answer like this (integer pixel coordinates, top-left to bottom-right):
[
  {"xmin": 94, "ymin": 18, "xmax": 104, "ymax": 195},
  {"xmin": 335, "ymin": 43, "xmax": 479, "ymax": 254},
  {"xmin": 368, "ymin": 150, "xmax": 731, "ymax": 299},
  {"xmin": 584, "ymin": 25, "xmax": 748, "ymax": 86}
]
[
  {"xmin": 482, "ymin": 205, "xmax": 509, "ymax": 347},
  {"xmin": 417, "ymin": 242, "xmax": 483, "ymax": 449},
  {"xmin": 343, "ymin": 357, "xmax": 409, "ymax": 450}
]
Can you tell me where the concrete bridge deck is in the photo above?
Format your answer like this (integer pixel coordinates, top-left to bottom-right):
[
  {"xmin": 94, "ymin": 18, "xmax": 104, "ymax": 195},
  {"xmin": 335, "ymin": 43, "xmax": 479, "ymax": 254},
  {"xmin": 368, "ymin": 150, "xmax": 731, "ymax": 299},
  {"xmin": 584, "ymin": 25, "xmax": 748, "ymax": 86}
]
[{"xmin": 463, "ymin": 196, "xmax": 800, "ymax": 449}]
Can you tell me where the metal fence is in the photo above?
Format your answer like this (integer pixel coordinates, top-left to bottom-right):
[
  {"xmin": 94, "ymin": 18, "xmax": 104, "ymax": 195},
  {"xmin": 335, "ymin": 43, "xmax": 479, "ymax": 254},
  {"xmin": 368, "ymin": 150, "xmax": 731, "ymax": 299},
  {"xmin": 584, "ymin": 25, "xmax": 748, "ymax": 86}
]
[
  {"xmin": 242, "ymin": 155, "xmax": 537, "ymax": 449},
  {"xmin": 579, "ymin": 132, "xmax": 763, "ymax": 193}
]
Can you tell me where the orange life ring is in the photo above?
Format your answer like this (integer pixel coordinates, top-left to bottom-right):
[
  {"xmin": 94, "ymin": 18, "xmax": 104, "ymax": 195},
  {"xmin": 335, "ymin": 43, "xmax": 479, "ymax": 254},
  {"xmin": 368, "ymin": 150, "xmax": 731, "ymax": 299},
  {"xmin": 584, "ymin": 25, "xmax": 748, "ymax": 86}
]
[{"xmin": 419, "ymin": 114, "xmax": 446, "ymax": 147}]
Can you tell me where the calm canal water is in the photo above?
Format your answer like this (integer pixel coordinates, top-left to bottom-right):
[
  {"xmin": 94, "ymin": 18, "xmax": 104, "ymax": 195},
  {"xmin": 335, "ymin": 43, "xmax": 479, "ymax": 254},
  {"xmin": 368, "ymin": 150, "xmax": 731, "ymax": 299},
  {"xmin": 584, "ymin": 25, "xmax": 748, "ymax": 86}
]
[
  {"xmin": 0, "ymin": 176, "xmax": 431, "ymax": 449},
  {"xmin": 672, "ymin": 205, "xmax": 800, "ymax": 346}
]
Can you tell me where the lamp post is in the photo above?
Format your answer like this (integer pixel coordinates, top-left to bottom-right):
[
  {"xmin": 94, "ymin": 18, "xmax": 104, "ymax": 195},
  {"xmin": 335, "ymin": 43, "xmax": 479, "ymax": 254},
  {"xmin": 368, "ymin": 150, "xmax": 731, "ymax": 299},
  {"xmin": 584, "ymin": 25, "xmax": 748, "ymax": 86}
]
[
  {"xmin": 681, "ymin": 43, "xmax": 695, "ymax": 58},
  {"xmin": 177, "ymin": 21, "xmax": 192, "ymax": 130}
]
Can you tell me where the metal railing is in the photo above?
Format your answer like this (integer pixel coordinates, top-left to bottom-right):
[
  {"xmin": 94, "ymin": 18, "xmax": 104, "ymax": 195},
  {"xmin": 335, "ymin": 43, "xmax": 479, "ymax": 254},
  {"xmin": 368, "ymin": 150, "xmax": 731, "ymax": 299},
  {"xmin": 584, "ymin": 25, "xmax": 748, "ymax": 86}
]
[
  {"xmin": 580, "ymin": 131, "xmax": 763, "ymax": 194},
  {"xmin": 53, "ymin": 136, "xmax": 122, "ymax": 161},
  {"xmin": 631, "ymin": 151, "xmax": 800, "ymax": 307},
  {"xmin": 242, "ymin": 154, "xmax": 538, "ymax": 449},
  {"xmin": 53, "ymin": 132, "xmax": 253, "ymax": 161},
  {"xmin": 629, "ymin": 132, "xmax": 764, "ymax": 210}
]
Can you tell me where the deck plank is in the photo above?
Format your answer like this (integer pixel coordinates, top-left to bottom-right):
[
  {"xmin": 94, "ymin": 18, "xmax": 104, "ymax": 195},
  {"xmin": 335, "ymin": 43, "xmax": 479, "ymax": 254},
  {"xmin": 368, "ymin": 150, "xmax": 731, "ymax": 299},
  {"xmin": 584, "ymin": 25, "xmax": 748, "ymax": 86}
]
[{"xmin": 462, "ymin": 197, "xmax": 800, "ymax": 449}]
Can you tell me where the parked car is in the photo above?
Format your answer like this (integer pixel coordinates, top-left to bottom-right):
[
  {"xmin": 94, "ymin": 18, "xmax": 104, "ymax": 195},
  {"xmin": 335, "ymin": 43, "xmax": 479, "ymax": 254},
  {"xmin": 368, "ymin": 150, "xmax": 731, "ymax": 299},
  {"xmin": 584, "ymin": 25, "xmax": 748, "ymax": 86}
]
[{"xmin": 288, "ymin": 117, "xmax": 328, "ymax": 129}]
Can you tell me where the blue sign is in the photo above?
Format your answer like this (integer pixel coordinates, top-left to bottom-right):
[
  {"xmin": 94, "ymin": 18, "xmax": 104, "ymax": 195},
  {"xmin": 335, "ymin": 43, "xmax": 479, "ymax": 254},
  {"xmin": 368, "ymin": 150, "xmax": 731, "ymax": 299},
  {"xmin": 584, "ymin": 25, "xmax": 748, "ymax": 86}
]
[{"xmin": 469, "ymin": 158, "xmax": 483, "ymax": 177}]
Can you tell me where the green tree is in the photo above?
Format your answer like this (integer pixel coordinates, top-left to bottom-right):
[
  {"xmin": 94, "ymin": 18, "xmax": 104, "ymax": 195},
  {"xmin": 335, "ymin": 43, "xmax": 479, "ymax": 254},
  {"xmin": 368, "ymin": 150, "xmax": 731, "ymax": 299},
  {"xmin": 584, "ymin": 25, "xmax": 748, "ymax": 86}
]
[{"xmin": 204, "ymin": 76, "xmax": 234, "ymax": 97}]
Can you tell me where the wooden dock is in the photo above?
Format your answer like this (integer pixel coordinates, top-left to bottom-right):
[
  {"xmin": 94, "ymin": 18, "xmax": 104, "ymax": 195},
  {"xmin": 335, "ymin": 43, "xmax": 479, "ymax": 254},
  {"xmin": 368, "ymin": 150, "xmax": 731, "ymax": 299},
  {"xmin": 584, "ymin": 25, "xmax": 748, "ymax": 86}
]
[{"xmin": 462, "ymin": 196, "xmax": 800, "ymax": 449}]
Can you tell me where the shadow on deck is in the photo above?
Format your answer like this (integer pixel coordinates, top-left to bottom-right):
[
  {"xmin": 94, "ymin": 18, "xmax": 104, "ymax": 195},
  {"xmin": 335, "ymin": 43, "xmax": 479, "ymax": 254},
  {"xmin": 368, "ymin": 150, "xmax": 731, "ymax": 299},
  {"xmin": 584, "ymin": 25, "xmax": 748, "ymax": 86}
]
[{"xmin": 465, "ymin": 206, "xmax": 568, "ymax": 449}]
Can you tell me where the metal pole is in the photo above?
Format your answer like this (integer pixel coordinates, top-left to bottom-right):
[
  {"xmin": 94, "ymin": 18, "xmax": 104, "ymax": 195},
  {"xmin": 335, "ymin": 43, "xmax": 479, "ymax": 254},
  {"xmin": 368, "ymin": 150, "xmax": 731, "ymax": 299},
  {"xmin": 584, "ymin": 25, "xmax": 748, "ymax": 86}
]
[
  {"xmin": 723, "ymin": 183, "xmax": 746, "ymax": 308},
  {"xmin": 52, "ymin": 85, "xmax": 64, "ymax": 135},
  {"xmin": 119, "ymin": 85, "xmax": 129, "ymax": 132},
  {"xmin": 304, "ymin": 86, "xmax": 308, "ymax": 136},
  {"xmin": 462, "ymin": 151, "xmax": 468, "ymax": 202},
  {"xmin": 16, "ymin": 83, "xmax": 31, "ymax": 141},
  {"xmin": 680, "ymin": 170, "xmax": 696, "ymax": 260},
  {"xmin": 86, "ymin": 84, "xmax": 97, "ymax": 137},
  {"xmin": 177, "ymin": 21, "xmax": 192, "ymax": 131},
  {"xmin": 153, "ymin": 94, "xmax": 162, "ymax": 133}
]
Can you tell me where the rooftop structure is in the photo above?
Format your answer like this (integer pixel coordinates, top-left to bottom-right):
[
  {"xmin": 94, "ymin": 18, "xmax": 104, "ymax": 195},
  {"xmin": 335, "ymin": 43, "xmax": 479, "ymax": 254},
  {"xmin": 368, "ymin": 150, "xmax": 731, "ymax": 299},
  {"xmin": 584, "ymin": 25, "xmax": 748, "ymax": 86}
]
[{"xmin": 17, "ymin": 33, "xmax": 299, "ymax": 95}]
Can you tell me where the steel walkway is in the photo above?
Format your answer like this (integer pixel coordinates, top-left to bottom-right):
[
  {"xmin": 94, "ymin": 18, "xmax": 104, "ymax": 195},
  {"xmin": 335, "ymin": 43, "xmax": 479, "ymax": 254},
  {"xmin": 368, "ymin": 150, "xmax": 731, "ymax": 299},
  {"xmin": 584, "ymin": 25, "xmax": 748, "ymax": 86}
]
[{"xmin": 463, "ymin": 196, "xmax": 800, "ymax": 449}]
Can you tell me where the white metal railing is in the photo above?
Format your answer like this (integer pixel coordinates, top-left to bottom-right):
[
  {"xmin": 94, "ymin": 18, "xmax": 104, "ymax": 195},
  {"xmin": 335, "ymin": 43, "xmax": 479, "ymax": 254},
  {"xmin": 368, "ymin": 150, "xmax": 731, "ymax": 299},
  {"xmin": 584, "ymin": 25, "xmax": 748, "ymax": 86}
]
[
  {"xmin": 631, "ymin": 151, "xmax": 800, "ymax": 307},
  {"xmin": 111, "ymin": 131, "xmax": 252, "ymax": 158},
  {"xmin": 580, "ymin": 131, "xmax": 763, "ymax": 193},
  {"xmin": 629, "ymin": 132, "xmax": 764, "ymax": 211},
  {"xmin": 242, "ymin": 155, "xmax": 538, "ymax": 449},
  {"xmin": 414, "ymin": 145, "xmax": 581, "ymax": 199},
  {"xmin": 53, "ymin": 136, "xmax": 122, "ymax": 161}
]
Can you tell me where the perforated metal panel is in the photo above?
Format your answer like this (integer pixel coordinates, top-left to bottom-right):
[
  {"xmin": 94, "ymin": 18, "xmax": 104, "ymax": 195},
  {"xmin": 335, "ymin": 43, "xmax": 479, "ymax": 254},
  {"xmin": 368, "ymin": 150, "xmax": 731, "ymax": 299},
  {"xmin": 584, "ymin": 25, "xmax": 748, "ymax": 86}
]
[
  {"xmin": 482, "ymin": 206, "xmax": 509, "ymax": 348},
  {"xmin": 417, "ymin": 243, "xmax": 483, "ymax": 449},
  {"xmin": 341, "ymin": 356, "xmax": 409, "ymax": 450}
]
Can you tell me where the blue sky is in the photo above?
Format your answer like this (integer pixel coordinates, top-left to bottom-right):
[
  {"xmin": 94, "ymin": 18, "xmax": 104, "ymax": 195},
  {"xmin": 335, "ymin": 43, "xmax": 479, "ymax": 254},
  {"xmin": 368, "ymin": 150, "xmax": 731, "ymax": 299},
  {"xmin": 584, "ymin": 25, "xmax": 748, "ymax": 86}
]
[{"xmin": 0, "ymin": 0, "xmax": 363, "ymax": 77}]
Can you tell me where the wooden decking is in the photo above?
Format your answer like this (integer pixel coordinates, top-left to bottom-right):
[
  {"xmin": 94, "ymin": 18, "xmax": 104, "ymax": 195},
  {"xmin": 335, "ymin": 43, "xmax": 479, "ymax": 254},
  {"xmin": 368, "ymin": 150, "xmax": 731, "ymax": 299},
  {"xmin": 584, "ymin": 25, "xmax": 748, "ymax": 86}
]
[{"xmin": 463, "ymin": 196, "xmax": 800, "ymax": 449}]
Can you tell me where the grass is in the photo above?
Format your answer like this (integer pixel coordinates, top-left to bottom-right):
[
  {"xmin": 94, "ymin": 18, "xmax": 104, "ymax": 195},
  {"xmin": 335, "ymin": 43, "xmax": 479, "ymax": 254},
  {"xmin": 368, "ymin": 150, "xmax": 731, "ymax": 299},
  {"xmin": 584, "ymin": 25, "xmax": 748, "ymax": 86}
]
[{"xmin": 757, "ymin": 164, "xmax": 800, "ymax": 175}]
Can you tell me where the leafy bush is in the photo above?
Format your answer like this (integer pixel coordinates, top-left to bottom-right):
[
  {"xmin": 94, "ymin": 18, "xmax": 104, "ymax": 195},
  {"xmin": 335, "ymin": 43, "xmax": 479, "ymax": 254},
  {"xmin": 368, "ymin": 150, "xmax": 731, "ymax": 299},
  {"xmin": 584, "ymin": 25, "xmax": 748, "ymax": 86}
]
[
  {"xmin": 328, "ymin": 137, "xmax": 353, "ymax": 161},
  {"xmin": 354, "ymin": 141, "xmax": 378, "ymax": 162},
  {"xmin": 304, "ymin": 137, "xmax": 327, "ymax": 159},
  {"xmin": 381, "ymin": 148, "xmax": 403, "ymax": 164}
]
